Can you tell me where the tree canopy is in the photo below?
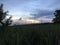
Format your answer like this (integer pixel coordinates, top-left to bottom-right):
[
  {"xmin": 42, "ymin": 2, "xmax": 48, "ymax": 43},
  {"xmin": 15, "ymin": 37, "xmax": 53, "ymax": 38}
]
[
  {"xmin": 0, "ymin": 4, "xmax": 12, "ymax": 26},
  {"xmin": 53, "ymin": 10, "xmax": 60, "ymax": 23}
]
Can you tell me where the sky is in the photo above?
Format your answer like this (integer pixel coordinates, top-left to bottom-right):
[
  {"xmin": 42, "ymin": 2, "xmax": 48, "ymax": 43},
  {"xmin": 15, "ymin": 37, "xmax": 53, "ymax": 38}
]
[{"xmin": 0, "ymin": 0, "xmax": 60, "ymax": 24}]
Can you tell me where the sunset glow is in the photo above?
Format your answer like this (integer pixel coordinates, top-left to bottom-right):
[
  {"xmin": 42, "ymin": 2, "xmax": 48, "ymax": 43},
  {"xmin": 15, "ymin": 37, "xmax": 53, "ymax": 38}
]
[
  {"xmin": 6, "ymin": 16, "xmax": 40, "ymax": 24},
  {"xmin": 24, "ymin": 19, "xmax": 40, "ymax": 24}
]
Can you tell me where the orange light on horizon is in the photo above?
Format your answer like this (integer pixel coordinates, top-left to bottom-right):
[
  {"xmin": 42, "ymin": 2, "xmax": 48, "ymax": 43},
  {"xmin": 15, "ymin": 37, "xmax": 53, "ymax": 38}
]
[
  {"xmin": 24, "ymin": 19, "xmax": 40, "ymax": 23},
  {"xmin": 6, "ymin": 16, "xmax": 40, "ymax": 24}
]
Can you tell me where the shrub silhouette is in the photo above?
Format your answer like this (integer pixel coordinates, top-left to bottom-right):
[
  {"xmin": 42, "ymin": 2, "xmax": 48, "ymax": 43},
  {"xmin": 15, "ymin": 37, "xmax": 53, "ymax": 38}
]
[
  {"xmin": 0, "ymin": 4, "xmax": 12, "ymax": 32},
  {"xmin": 53, "ymin": 10, "xmax": 60, "ymax": 23}
]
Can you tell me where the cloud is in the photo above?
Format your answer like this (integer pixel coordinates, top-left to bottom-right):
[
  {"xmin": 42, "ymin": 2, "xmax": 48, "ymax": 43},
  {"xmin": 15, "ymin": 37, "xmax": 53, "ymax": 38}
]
[
  {"xmin": 37, "ymin": 16, "xmax": 53, "ymax": 23},
  {"xmin": 1, "ymin": 0, "xmax": 60, "ymax": 14},
  {"xmin": 47, "ymin": 0, "xmax": 60, "ymax": 10},
  {"xmin": 1, "ymin": 0, "xmax": 60, "ymax": 23},
  {"xmin": 28, "ymin": 9, "xmax": 55, "ymax": 23},
  {"xmin": 30, "ymin": 9, "xmax": 54, "ymax": 19}
]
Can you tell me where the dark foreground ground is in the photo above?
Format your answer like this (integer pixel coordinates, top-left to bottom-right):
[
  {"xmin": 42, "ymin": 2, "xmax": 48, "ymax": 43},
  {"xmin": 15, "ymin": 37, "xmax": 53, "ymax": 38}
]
[{"xmin": 0, "ymin": 23, "xmax": 60, "ymax": 45}]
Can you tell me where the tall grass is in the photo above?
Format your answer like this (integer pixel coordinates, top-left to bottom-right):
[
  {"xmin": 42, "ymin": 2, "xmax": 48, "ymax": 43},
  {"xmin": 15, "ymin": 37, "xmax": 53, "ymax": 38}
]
[{"xmin": 0, "ymin": 24, "xmax": 60, "ymax": 45}]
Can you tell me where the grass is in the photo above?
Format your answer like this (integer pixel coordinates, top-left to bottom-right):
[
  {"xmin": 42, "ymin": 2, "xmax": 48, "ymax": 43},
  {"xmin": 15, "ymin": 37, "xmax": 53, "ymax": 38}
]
[{"xmin": 0, "ymin": 23, "xmax": 60, "ymax": 45}]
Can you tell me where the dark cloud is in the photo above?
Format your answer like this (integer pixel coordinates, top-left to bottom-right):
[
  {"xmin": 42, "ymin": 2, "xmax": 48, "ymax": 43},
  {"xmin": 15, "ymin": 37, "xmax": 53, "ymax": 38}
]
[
  {"xmin": 47, "ymin": 0, "xmax": 60, "ymax": 10},
  {"xmin": 30, "ymin": 9, "xmax": 54, "ymax": 19}
]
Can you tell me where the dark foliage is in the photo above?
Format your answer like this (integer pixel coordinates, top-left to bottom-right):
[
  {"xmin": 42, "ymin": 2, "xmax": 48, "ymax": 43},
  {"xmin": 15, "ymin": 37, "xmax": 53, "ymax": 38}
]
[
  {"xmin": 0, "ymin": 4, "xmax": 12, "ymax": 32},
  {"xmin": 53, "ymin": 10, "xmax": 60, "ymax": 23}
]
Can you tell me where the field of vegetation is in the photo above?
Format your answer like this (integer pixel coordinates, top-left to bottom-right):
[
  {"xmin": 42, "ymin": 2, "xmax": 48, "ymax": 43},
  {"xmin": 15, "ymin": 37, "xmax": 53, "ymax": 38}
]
[{"xmin": 0, "ymin": 23, "xmax": 60, "ymax": 45}]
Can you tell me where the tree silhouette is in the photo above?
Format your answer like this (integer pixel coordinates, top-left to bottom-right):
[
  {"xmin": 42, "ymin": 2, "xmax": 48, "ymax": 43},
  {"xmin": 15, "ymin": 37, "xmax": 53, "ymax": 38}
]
[
  {"xmin": 53, "ymin": 10, "xmax": 60, "ymax": 23},
  {"xmin": 0, "ymin": 4, "xmax": 12, "ymax": 31}
]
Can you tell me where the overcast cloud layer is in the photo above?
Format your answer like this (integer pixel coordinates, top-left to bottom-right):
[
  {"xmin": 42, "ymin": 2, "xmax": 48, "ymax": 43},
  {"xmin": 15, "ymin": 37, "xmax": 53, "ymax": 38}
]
[
  {"xmin": 0, "ymin": 0, "xmax": 60, "ymax": 23},
  {"xmin": 1, "ymin": 0, "xmax": 60, "ymax": 12}
]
